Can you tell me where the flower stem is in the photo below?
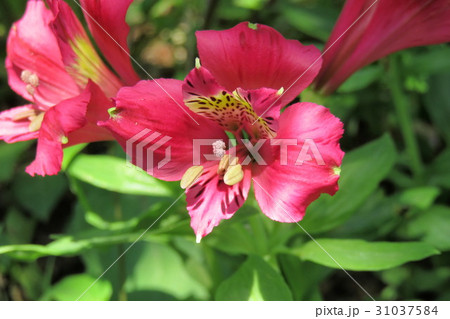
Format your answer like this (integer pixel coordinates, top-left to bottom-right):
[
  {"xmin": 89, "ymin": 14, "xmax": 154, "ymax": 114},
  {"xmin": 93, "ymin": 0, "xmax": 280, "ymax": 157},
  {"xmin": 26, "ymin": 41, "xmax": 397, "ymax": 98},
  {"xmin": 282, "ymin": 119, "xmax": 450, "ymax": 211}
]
[{"xmin": 388, "ymin": 55, "xmax": 424, "ymax": 181}]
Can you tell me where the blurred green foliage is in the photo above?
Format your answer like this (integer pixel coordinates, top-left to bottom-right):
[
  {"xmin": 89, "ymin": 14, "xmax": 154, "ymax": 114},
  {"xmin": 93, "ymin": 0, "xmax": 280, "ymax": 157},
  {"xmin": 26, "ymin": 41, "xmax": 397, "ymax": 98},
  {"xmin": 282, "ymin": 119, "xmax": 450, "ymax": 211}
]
[{"xmin": 1, "ymin": 0, "xmax": 450, "ymax": 301}]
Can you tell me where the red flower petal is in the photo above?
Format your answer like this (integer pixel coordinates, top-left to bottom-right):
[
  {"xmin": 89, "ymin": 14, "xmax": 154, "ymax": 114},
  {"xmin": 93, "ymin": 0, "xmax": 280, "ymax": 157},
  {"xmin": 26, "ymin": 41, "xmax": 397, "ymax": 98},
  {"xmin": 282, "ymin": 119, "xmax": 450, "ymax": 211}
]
[
  {"xmin": 186, "ymin": 161, "xmax": 251, "ymax": 241},
  {"xmin": 100, "ymin": 79, "xmax": 227, "ymax": 181},
  {"xmin": 6, "ymin": 0, "xmax": 79, "ymax": 108},
  {"xmin": 80, "ymin": 0, "xmax": 140, "ymax": 86},
  {"xmin": 197, "ymin": 22, "xmax": 322, "ymax": 105},
  {"xmin": 252, "ymin": 102, "xmax": 344, "ymax": 222},
  {"xmin": 0, "ymin": 105, "xmax": 39, "ymax": 143},
  {"xmin": 316, "ymin": 0, "xmax": 450, "ymax": 94},
  {"xmin": 25, "ymin": 87, "xmax": 91, "ymax": 176},
  {"xmin": 48, "ymin": 0, "xmax": 122, "ymax": 97},
  {"xmin": 66, "ymin": 82, "xmax": 114, "ymax": 146}
]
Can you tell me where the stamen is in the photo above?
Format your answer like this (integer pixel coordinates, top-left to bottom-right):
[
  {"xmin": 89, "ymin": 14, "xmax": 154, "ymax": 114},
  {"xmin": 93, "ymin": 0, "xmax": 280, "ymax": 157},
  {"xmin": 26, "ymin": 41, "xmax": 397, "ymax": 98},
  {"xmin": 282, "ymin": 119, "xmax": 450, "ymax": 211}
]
[
  {"xmin": 28, "ymin": 73, "xmax": 39, "ymax": 87},
  {"xmin": 26, "ymin": 84, "xmax": 35, "ymax": 96},
  {"xmin": 217, "ymin": 155, "xmax": 239, "ymax": 176},
  {"xmin": 212, "ymin": 140, "xmax": 226, "ymax": 158},
  {"xmin": 196, "ymin": 233, "xmax": 202, "ymax": 244},
  {"xmin": 217, "ymin": 154, "xmax": 230, "ymax": 175},
  {"xmin": 333, "ymin": 166, "xmax": 341, "ymax": 176},
  {"xmin": 108, "ymin": 107, "xmax": 119, "ymax": 119},
  {"xmin": 61, "ymin": 136, "xmax": 69, "ymax": 144},
  {"xmin": 195, "ymin": 57, "xmax": 201, "ymax": 69},
  {"xmin": 12, "ymin": 109, "xmax": 38, "ymax": 121},
  {"xmin": 180, "ymin": 165, "xmax": 204, "ymax": 189},
  {"xmin": 248, "ymin": 22, "xmax": 258, "ymax": 30},
  {"xmin": 28, "ymin": 112, "xmax": 45, "ymax": 132},
  {"xmin": 20, "ymin": 70, "xmax": 32, "ymax": 83},
  {"xmin": 21, "ymin": 70, "xmax": 39, "ymax": 87},
  {"xmin": 277, "ymin": 87, "xmax": 284, "ymax": 96},
  {"xmin": 21, "ymin": 70, "xmax": 40, "ymax": 96},
  {"xmin": 223, "ymin": 164, "xmax": 244, "ymax": 186}
]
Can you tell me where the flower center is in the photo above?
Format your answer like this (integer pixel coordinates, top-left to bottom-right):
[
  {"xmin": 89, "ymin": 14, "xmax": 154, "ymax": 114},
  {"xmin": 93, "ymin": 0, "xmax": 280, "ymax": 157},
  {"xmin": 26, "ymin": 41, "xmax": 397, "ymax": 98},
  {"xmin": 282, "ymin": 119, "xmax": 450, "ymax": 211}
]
[{"xmin": 180, "ymin": 153, "xmax": 244, "ymax": 190}]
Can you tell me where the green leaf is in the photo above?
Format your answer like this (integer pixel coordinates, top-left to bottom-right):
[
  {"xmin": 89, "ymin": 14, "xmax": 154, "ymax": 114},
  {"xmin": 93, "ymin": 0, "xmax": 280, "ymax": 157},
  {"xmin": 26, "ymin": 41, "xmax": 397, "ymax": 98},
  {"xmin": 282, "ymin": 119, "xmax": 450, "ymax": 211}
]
[
  {"xmin": 125, "ymin": 242, "xmax": 208, "ymax": 300},
  {"xmin": 12, "ymin": 173, "xmax": 67, "ymax": 222},
  {"xmin": 0, "ymin": 231, "xmax": 162, "ymax": 261},
  {"xmin": 0, "ymin": 141, "xmax": 31, "ymax": 182},
  {"xmin": 337, "ymin": 65, "xmax": 382, "ymax": 93},
  {"xmin": 215, "ymin": 255, "xmax": 292, "ymax": 301},
  {"xmin": 233, "ymin": 0, "xmax": 268, "ymax": 10},
  {"xmin": 278, "ymin": 254, "xmax": 331, "ymax": 301},
  {"xmin": 48, "ymin": 274, "xmax": 112, "ymax": 301},
  {"xmin": 424, "ymin": 73, "xmax": 450, "ymax": 144},
  {"xmin": 329, "ymin": 190, "xmax": 398, "ymax": 239},
  {"xmin": 404, "ymin": 46, "xmax": 450, "ymax": 77},
  {"xmin": 398, "ymin": 186, "xmax": 440, "ymax": 210},
  {"xmin": 66, "ymin": 154, "xmax": 174, "ymax": 196},
  {"xmin": 280, "ymin": 4, "xmax": 337, "ymax": 41},
  {"xmin": 301, "ymin": 134, "xmax": 397, "ymax": 233},
  {"xmin": 427, "ymin": 149, "xmax": 450, "ymax": 189},
  {"xmin": 61, "ymin": 143, "xmax": 87, "ymax": 170},
  {"xmin": 4, "ymin": 209, "xmax": 36, "ymax": 244},
  {"xmin": 402, "ymin": 205, "xmax": 450, "ymax": 251},
  {"xmin": 296, "ymin": 239, "xmax": 439, "ymax": 271}
]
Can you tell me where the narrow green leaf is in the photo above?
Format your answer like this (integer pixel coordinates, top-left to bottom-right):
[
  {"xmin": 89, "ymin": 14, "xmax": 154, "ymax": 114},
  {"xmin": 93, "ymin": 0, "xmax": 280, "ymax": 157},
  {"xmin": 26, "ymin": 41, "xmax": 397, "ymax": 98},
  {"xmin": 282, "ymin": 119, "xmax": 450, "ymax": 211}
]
[
  {"xmin": 215, "ymin": 255, "xmax": 293, "ymax": 301},
  {"xmin": 66, "ymin": 154, "xmax": 173, "ymax": 196},
  {"xmin": 296, "ymin": 239, "xmax": 439, "ymax": 271},
  {"xmin": 0, "ymin": 231, "xmax": 161, "ymax": 261},
  {"xmin": 301, "ymin": 134, "xmax": 397, "ymax": 233}
]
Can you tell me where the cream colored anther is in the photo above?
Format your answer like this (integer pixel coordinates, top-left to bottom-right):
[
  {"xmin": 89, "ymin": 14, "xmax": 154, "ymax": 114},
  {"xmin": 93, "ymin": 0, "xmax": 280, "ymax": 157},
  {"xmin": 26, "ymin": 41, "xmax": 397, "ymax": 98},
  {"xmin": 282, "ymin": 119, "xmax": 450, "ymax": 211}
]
[
  {"xmin": 217, "ymin": 155, "xmax": 239, "ymax": 175},
  {"xmin": 180, "ymin": 166, "xmax": 204, "ymax": 189},
  {"xmin": 28, "ymin": 112, "xmax": 45, "ymax": 132},
  {"xmin": 21, "ymin": 70, "xmax": 39, "ymax": 87},
  {"xmin": 21, "ymin": 70, "xmax": 39, "ymax": 96},
  {"xmin": 223, "ymin": 164, "xmax": 244, "ymax": 186}
]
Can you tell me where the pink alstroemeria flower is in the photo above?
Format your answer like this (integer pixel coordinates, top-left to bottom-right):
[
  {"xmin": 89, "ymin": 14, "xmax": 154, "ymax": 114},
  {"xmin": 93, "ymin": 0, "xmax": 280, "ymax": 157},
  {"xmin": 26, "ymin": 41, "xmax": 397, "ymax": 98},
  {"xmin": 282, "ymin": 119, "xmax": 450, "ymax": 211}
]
[
  {"xmin": 0, "ymin": 0, "xmax": 139, "ymax": 176},
  {"xmin": 314, "ymin": 0, "xmax": 450, "ymax": 94},
  {"xmin": 102, "ymin": 22, "xmax": 344, "ymax": 241}
]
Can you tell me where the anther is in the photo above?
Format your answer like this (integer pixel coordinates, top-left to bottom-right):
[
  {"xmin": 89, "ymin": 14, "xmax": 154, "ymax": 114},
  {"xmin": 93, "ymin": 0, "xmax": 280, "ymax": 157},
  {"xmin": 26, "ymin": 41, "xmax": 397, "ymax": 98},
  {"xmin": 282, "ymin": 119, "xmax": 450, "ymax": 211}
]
[
  {"xmin": 333, "ymin": 166, "xmax": 341, "ymax": 176},
  {"xmin": 12, "ymin": 109, "xmax": 38, "ymax": 121},
  {"xmin": 21, "ymin": 70, "xmax": 39, "ymax": 87},
  {"xmin": 28, "ymin": 112, "xmax": 45, "ymax": 132},
  {"xmin": 223, "ymin": 164, "xmax": 244, "ymax": 186},
  {"xmin": 180, "ymin": 165, "xmax": 204, "ymax": 189},
  {"xmin": 217, "ymin": 154, "xmax": 230, "ymax": 175},
  {"xmin": 195, "ymin": 57, "xmax": 201, "ymax": 69},
  {"xmin": 26, "ymin": 84, "xmax": 35, "ymax": 96}
]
